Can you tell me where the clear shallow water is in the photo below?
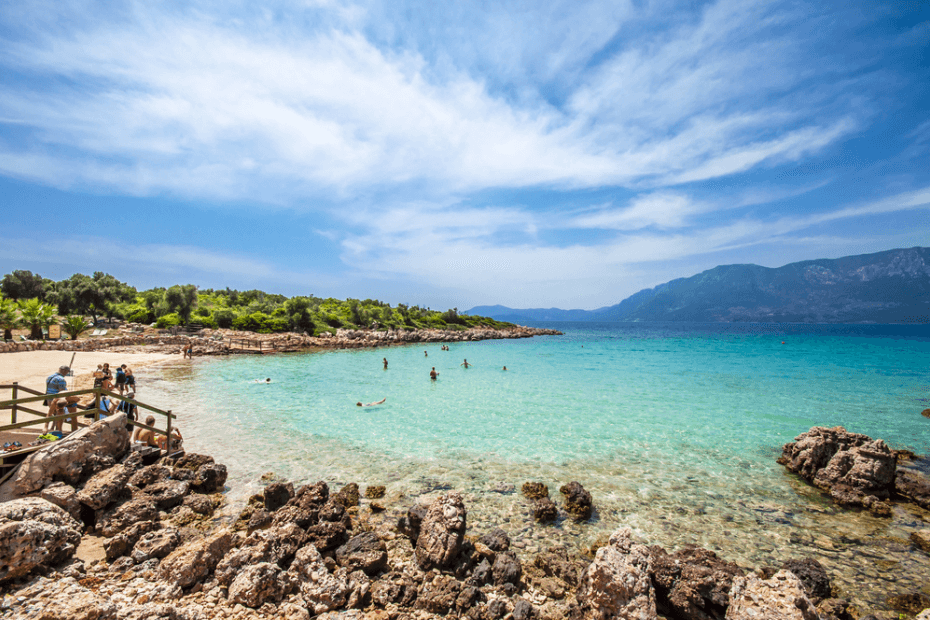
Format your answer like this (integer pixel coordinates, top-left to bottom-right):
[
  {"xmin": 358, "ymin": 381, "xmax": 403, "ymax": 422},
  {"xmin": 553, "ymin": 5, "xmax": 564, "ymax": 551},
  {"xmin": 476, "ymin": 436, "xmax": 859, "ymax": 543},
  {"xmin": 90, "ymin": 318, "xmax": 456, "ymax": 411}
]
[{"xmin": 136, "ymin": 322, "xmax": 930, "ymax": 612}]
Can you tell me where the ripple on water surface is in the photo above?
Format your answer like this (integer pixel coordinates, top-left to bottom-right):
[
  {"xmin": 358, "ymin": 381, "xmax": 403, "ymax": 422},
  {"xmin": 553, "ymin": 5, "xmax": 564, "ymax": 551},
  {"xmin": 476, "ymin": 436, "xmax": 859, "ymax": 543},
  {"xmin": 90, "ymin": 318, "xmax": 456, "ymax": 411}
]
[{"xmin": 135, "ymin": 323, "xmax": 930, "ymax": 613}]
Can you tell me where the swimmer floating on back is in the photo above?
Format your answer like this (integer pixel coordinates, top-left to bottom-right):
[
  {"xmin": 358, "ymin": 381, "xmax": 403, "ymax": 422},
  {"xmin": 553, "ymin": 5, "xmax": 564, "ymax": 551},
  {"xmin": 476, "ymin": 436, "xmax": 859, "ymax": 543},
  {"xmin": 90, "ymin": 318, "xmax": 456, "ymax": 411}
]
[
  {"xmin": 357, "ymin": 398, "xmax": 387, "ymax": 407},
  {"xmin": 253, "ymin": 378, "xmax": 272, "ymax": 383}
]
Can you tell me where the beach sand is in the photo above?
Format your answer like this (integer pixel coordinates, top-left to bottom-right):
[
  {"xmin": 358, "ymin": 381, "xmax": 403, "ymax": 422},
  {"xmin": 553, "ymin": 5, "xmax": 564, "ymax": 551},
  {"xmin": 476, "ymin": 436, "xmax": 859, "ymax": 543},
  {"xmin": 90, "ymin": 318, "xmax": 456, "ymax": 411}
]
[{"xmin": 0, "ymin": 350, "xmax": 177, "ymax": 434}]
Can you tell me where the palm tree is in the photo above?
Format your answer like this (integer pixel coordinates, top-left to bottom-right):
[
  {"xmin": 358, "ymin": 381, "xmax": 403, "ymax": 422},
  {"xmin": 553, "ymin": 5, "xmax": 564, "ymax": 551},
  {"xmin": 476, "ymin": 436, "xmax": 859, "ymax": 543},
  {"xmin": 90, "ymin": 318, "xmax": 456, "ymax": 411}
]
[
  {"xmin": 62, "ymin": 315, "xmax": 92, "ymax": 341},
  {"xmin": 0, "ymin": 297, "xmax": 17, "ymax": 340},
  {"xmin": 17, "ymin": 298, "xmax": 58, "ymax": 340}
]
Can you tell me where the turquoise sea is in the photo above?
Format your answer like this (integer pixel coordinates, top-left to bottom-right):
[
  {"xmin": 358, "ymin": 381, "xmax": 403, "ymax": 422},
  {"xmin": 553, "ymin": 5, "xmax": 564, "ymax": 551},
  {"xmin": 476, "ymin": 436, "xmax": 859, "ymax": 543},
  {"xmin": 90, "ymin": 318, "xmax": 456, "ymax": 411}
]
[{"xmin": 137, "ymin": 322, "xmax": 930, "ymax": 611}]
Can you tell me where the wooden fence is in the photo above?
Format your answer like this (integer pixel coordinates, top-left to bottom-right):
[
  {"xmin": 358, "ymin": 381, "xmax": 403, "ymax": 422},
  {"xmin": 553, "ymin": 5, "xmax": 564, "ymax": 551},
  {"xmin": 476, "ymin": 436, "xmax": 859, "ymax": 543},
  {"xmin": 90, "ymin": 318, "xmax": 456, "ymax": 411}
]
[{"xmin": 0, "ymin": 384, "xmax": 177, "ymax": 485}]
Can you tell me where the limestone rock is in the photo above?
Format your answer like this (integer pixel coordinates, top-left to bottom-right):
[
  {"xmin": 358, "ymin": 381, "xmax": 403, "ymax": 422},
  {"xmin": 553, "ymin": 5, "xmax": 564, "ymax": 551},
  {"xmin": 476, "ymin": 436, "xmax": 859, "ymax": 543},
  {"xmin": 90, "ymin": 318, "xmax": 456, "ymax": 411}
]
[
  {"xmin": 415, "ymin": 491, "xmax": 466, "ymax": 570},
  {"xmin": 287, "ymin": 543, "xmax": 350, "ymax": 614},
  {"xmin": 0, "ymin": 497, "xmax": 83, "ymax": 582},
  {"xmin": 560, "ymin": 481, "xmax": 593, "ymax": 521},
  {"xmin": 522, "ymin": 482, "xmax": 549, "ymax": 500},
  {"xmin": 76, "ymin": 463, "xmax": 131, "ymax": 511},
  {"xmin": 131, "ymin": 527, "xmax": 181, "ymax": 563},
  {"xmin": 782, "ymin": 557, "xmax": 832, "ymax": 603},
  {"xmin": 39, "ymin": 482, "xmax": 81, "ymax": 521},
  {"xmin": 726, "ymin": 570, "xmax": 819, "ymax": 620},
  {"xmin": 103, "ymin": 520, "xmax": 159, "ymax": 561},
  {"xmin": 333, "ymin": 482, "xmax": 360, "ymax": 508},
  {"xmin": 336, "ymin": 531, "xmax": 389, "ymax": 576},
  {"xmin": 4, "ymin": 414, "xmax": 130, "ymax": 495},
  {"xmin": 896, "ymin": 468, "xmax": 930, "ymax": 509},
  {"xmin": 158, "ymin": 528, "xmax": 236, "ymax": 588},
  {"xmin": 127, "ymin": 464, "xmax": 171, "ymax": 489},
  {"xmin": 911, "ymin": 529, "xmax": 930, "ymax": 553},
  {"xmin": 648, "ymin": 544, "xmax": 744, "ymax": 620},
  {"xmin": 534, "ymin": 497, "xmax": 558, "ymax": 523},
  {"xmin": 371, "ymin": 571, "xmax": 419, "ymax": 608},
  {"xmin": 577, "ymin": 527, "xmax": 657, "ymax": 620},
  {"xmin": 228, "ymin": 561, "xmax": 293, "ymax": 608},
  {"xmin": 139, "ymin": 479, "xmax": 190, "ymax": 511},
  {"xmin": 492, "ymin": 550, "xmax": 522, "ymax": 586},
  {"xmin": 306, "ymin": 520, "xmax": 349, "ymax": 553},
  {"xmin": 190, "ymin": 462, "xmax": 227, "ymax": 493},
  {"xmin": 365, "ymin": 485, "xmax": 386, "ymax": 499},
  {"xmin": 417, "ymin": 573, "xmax": 462, "ymax": 615},
  {"xmin": 397, "ymin": 504, "xmax": 427, "ymax": 541},
  {"xmin": 182, "ymin": 493, "xmax": 218, "ymax": 516},
  {"xmin": 30, "ymin": 587, "xmax": 118, "ymax": 620},
  {"xmin": 263, "ymin": 482, "xmax": 295, "ymax": 511},
  {"xmin": 98, "ymin": 498, "xmax": 158, "ymax": 537},
  {"xmin": 479, "ymin": 528, "xmax": 511, "ymax": 552}
]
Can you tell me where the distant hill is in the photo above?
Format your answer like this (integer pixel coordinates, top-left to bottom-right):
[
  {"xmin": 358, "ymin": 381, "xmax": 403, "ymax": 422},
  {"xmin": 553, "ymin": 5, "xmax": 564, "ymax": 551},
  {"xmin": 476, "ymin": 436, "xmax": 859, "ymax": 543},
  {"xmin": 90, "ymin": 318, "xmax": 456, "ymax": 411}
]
[{"xmin": 466, "ymin": 247, "xmax": 930, "ymax": 324}]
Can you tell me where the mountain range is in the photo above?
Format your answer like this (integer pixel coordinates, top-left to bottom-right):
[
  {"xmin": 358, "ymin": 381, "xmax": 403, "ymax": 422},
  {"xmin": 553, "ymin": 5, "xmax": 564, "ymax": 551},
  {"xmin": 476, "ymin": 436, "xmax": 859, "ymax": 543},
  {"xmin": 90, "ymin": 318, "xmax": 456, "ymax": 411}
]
[{"xmin": 466, "ymin": 247, "xmax": 930, "ymax": 324}]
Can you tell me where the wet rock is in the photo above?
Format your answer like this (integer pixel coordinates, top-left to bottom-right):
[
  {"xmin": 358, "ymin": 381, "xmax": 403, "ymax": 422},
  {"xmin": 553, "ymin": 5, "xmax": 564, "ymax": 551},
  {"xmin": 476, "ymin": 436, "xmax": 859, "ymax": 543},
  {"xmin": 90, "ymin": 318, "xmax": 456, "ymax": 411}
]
[
  {"xmin": 287, "ymin": 543, "xmax": 350, "ymax": 614},
  {"xmin": 127, "ymin": 464, "xmax": 171, "ymax": 489},
  {"xmin": 0, "ymin": 497, "xmax": 83, "ymax": 582},
  {"xmin": 103, "ymin": 520, "xmax": 159, "ymax": 561},
  {"xmin": 398, "ymin": 504, "xmax": 427, "ymax": 541},
  {"xmin": 911, "ymin": 529, "xmax": 930, "ymax": 553},
  {"xmin": 131, "ymin": 527, "xmax": 181, "ymax": 563},
  {"xmin": 534, "ymin": 497, "xmax": 559, "ymax": 523},
  {"xmin": 263, "ymin": 482, "xmax": 295, "ymax": 511},
  {"xmin": 923, "ymin": 409, "xmax": 930, "ymax": 418},
  {"xmin": 139, "ymin": 479, "xmax": 190, "ymax": 511},
  {"xmin": 4, "ymin": 413, "xmax": 130, "ymax": 496},
  {"xmin": 98, "ymin": 498, "xmax": 158, "ymax": 537},
  {"xmin": 522, "ymin": 482, "xmax": 549, "ymax": 500},
  {"xmin": 560, "ymin": 481, "xmax": 593, "ymax": 521},
  {"xmin": 817, "ymin": 598, "xmax": 856, "ymax": 620},
  {"xmin": 492, "ymin": 550, "xmax": 522, "ymax": 586},
  {"xmin": 887, "ymin": 592, "xmax": 930, "ymax": 616},
  {"xmin": 648, "ymin": 544, "xmax": 744, "ymax": 620},
  {"xmin": 333, "ymin": 482, "xmax": 360, "ymax": 508},
  {"xmin": 158, "ymin": 528, "xmax": 236, "ymax": 589},
  {"xmin": 306, "ymin": 520, "xmax": 350, "ymax": 553},
  {"xmin": 365, "ymin": 485, "xmax": 386, "ymax": 499},
  {"xmin": 39, "ymin": 482, "xmax": 81, "ymax": 521},
  {"xmin": 869, "ymin": 501, "xmax": 893, "ymax": 517},
  {"xmin": 778, "ymin": 426, "xmax": 897, "ymax": 509},
  {"xmin": 417, "ymin": 573, "xmax": 462, "ymax": 615},
  {"xmin": 336, "ymin": 531, "xmax": 389, "ymax": 576},
  {"xmin": 75, "ymin": 464, "xmax": 132, "ymax": 511},
  {"xmin": 782, "ymin": 557, "xmax": 831, "ymax": 603},
  {"xmin": 727, "ymin": 569, "xmax": 819, "ymax": 620},
  {"xmin": 478, "ymin": 528, "xmax": 511, "ymax": 552},
  {"xmin": 895, "ymin": 468, "xmax": 930, "ymax": 509},
  {"xmin": 228, "ymin": 561, "xmax": 293, "ymax": 608},
  {"xmin": 248, "ymin": 509, "xmax": 274, "ymax": 531},
  {"xmin": 577, "ymin": 527, "xmax": 656, "ymax": 620},
  {"xmin": 190, "ymin": 463, "xmax": 227, "ymax": 493},
  {"xmin": 370, "ymin": 571, "xmax": 418, "ymax": 607},
  {"xmin": 415, "ymin": 491, "xmax": 467, "ymax": 570}
]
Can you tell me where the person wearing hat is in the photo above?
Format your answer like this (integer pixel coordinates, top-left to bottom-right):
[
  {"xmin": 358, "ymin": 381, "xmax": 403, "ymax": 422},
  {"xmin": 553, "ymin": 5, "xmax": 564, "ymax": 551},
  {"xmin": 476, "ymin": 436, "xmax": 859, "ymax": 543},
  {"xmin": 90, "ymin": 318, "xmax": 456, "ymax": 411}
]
[{"xmin": 45, "ymin": 365, "xmax": 69, "ymax": 405}]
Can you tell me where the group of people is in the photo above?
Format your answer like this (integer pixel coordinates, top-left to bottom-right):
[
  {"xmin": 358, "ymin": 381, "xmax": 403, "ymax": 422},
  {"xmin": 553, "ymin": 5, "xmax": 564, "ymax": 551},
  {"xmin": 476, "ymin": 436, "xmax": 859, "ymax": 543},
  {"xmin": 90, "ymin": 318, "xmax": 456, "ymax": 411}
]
[
  {"xmin": 92, "ymin": 362, "xmax": 136, "ymax": 394},
  {"xmin": 43, "ymin": 363, "xmax": 181, "ymax": 452}
]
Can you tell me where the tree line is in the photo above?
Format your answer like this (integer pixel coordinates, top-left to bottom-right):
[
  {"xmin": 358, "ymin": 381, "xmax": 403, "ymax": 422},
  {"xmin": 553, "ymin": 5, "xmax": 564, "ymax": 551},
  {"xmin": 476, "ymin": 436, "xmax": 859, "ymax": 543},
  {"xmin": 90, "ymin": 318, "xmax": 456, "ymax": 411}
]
[{"xmin": 0, "ymin": 270, "xmax": 508, "ymax": 339}]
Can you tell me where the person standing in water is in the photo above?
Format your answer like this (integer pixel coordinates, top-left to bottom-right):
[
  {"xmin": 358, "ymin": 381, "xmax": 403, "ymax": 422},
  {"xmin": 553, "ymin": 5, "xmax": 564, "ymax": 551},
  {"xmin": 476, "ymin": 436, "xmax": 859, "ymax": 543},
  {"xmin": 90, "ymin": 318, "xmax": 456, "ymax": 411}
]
[
  {"xmin": 430, "ymin": 367, "xmax": 439, "ymax": 380},
  {"xmin": 424, "ymin": 350, "xmax": 428, "ymax": 357},
  {"xmin": 461, "ymin": 359, "xmax": 471, "ymax": 368},
  {"xmin": 383, "ymin": 358, "xmax": 388, "ymax": 369}
]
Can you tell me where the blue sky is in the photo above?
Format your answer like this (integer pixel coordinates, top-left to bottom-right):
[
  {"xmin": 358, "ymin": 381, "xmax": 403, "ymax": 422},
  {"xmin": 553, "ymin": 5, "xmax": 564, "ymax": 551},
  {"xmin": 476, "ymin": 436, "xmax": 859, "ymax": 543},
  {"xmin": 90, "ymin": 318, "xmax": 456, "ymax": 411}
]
[{"xmin": 0, "ymin": 0, "xmax": 928, "ymax": 310}]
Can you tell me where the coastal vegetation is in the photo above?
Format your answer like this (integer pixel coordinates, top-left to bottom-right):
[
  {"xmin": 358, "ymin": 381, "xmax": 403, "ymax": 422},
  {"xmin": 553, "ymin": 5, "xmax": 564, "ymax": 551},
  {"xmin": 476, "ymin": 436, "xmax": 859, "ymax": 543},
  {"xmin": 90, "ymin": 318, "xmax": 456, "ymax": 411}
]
[{"xmin": 0, "ymin": 270, "xmax": 511, "ymax": 337}]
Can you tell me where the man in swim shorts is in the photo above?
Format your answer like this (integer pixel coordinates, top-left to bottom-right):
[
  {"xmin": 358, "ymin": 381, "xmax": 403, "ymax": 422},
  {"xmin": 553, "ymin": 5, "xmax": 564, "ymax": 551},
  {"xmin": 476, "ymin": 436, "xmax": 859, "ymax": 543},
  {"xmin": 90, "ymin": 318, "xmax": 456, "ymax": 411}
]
[
  {"xmin": 461, "ymin": 359, "xmax": 471, "ymax": 368},
  {"xmin": 430, "ymin": 367, "xmax": 439, "ymax": 380}
]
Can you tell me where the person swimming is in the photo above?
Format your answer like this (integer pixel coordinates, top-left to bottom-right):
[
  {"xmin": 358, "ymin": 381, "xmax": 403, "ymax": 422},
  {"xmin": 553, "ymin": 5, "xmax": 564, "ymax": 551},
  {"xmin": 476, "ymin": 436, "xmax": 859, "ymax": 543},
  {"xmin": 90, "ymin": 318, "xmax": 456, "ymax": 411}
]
[
  {"xmin": 253, "ymin": 378, "xmax": 271, "ymax": 383},
  {"xmin": 357, "ymin": 398, "xmax": 387, "ymax": 407}
]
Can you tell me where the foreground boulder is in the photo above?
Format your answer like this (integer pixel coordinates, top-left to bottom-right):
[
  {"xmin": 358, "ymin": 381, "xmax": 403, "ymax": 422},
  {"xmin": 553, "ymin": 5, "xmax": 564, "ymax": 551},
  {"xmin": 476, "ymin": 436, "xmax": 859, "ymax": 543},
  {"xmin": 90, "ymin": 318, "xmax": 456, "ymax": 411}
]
[
  {"xmin": 726, "ymin": 570, "xmax": 819, "ymax": 620},
  {"xmin": 158, "ymin": 528, "xmax": 237, "ymax": 588},
  {"xmin": 778, "ymin": 426, "xmax": 897, "ymax": 509},
  {"xmin": 415, "ymin": 492, "xmax": 466, "ymax": 570},
  {"xmin": 560, "ymin": 481, "xmax": 593, "ymax": 521},
  {"xmin": 4, "ymin": 414, "xmax": 130, "ymax": 496},
  {"xmin": 577, "ymin": 527, "xmax": 657, "ymax": 620},
  {"xmin": 648, "ymin": 544, "xmax": 743, "ymax": 619},
  {"xmin": 0, "ymin": 498, "xmax": 83, "ymax": 582}
]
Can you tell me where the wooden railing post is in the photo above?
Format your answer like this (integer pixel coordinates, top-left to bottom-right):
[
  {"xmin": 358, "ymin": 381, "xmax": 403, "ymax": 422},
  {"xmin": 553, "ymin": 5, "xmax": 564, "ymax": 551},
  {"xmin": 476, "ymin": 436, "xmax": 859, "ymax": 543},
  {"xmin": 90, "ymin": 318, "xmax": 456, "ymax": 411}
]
[
  {"xmin": 11, "ymin": 382, "xmax": 18, "ymax": 424},
  {"xmin": 166, "ymin": 410, "xmax": 173, "ymax": 453},
  {"xmin": 94, "ymin": 388, "xmax": 101, "ymax": 422}
]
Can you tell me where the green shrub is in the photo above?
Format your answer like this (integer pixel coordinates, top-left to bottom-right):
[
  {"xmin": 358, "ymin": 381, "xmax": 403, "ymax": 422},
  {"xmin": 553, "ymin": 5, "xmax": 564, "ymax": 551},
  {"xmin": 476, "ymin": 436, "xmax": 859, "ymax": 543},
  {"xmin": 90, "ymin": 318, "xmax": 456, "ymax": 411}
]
[
  {"xmin": 155, "ymin": 313, "xmax": 182, "ymax": 328},
  {"xmin": 198, "ymin": 314, "xmax": 218, "ymax": 329},
  {"xmin": 213, "ymin": 309, "xmax": 234, "ymax": 328}
]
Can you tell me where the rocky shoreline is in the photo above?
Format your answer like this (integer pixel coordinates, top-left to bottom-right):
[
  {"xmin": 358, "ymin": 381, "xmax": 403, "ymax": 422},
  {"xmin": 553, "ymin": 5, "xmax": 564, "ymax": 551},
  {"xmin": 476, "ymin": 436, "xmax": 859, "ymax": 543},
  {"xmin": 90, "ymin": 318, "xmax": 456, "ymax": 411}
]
[
  {"xmin": 2, "ymin": 417, "xmax": 929, "ymax": 619},
  {"xmin": 0, "ymin": 326, "xmax": 562, "ymax": 356}
]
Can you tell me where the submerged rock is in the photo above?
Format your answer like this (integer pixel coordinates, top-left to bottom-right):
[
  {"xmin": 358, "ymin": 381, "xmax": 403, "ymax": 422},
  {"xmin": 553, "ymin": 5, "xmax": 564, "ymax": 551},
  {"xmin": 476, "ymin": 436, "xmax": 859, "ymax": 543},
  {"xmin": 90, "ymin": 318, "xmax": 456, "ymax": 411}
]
[
  {"xmin": 533, "ymin": 497, "xmax": 559, "ymax": 523},
  {"xmin": 648, "ymin": 544, "xmax": 743, "ymax": 620},
  {"xmin": 333, "ymin": 482, "xmax": 360, "ymax": 508},
  {"xmin": 415, "ymin": 492, "xmax": 467, "ymax": 571},
  {"xmin": 522, "ymin": 482, "xmax": 549, "ymax": 500},
  {"xmin": 364, "ymin": 485, "xmax": 386, "ymax": 499},
  {"xmin": 782, "ymin": 557, "xmax": 832, "ymax": 603}
]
